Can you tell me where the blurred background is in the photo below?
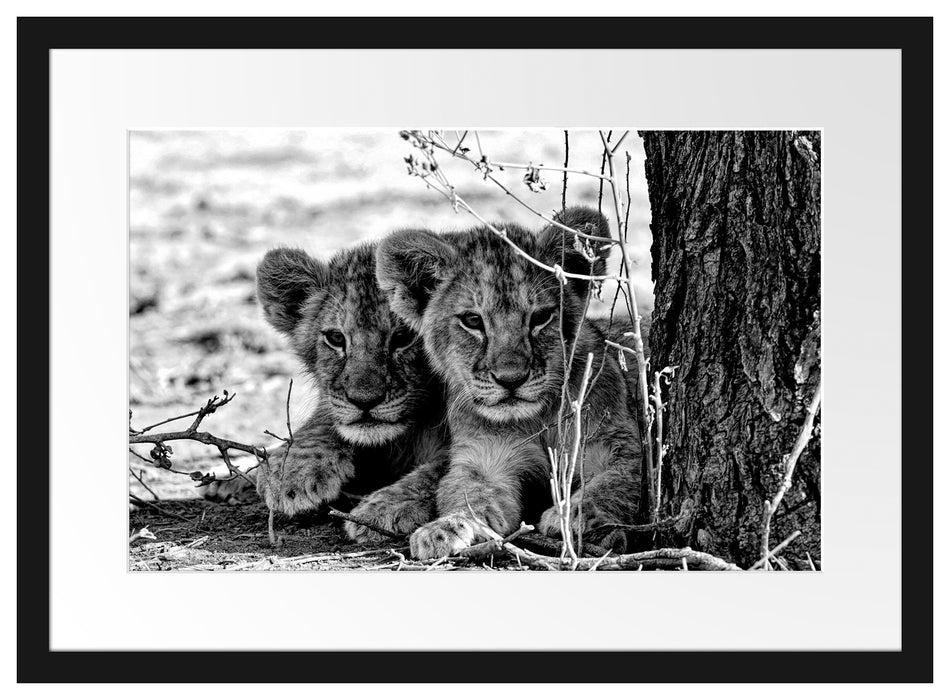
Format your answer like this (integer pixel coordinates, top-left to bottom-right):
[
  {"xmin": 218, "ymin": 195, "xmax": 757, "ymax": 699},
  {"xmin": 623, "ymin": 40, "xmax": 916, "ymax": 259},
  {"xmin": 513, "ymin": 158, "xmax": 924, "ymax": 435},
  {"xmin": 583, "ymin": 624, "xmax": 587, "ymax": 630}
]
[{"xmin": 129, "ymin": 130, "xmax": 654, "ymax": 499}]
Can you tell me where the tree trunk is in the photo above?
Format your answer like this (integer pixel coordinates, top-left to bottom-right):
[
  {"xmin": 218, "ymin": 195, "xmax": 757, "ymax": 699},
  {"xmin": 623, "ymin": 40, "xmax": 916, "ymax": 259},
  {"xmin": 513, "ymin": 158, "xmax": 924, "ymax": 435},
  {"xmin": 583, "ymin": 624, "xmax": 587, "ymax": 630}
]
[{"xmin": 640, "ymin": 131, "xmax": 821, "ymax": 569}]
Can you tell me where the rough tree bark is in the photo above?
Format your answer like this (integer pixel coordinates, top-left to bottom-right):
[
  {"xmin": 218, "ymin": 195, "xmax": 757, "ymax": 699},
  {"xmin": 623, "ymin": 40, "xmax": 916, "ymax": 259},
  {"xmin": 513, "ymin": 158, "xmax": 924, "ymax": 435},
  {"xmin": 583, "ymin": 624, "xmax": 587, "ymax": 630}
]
[{"xmin": 640, "ymin": 131, "xmax": 821, "ymax": 569}]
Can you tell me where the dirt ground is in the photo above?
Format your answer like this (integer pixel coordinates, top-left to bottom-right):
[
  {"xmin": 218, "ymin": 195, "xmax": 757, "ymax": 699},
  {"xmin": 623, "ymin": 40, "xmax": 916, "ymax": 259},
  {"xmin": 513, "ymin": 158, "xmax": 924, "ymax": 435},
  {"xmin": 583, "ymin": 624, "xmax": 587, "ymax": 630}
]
[{"xmin": 128, "ymin": 129, "xmax": 654, "ymax": 571}]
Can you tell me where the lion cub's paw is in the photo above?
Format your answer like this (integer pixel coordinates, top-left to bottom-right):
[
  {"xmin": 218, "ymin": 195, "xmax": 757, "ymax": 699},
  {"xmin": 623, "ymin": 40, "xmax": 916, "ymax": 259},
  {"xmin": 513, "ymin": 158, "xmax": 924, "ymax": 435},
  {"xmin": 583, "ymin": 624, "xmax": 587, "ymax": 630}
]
[
  {"xmin": 537, "ymin": 500, "xmax": 615, "ymax": 547},
  {"xmin": 200, "ymin": 474, "xmax": 258, "ymax": 505},
  {"xmin": 344, "ymin": 490, "xmax": 434, "ymax": 544},
  {"xmin": 536, "ymin": 505, "xmax": 563, "ymax": 539},
  {"xmin": 255, "ymin": 454, "xmax": 347, "ymax": 516},
  {"xmin": 409, "ymin": 514, "xmax": 479, "ymax": 559}
]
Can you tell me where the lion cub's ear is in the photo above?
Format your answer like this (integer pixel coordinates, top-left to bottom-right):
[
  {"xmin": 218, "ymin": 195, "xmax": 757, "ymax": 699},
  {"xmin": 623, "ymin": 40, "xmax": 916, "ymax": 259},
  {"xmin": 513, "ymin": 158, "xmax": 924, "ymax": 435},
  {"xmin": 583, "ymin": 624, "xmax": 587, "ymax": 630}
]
[
  {"xmin": 540, "ymin": 206, "xmax": 612, "ymax": 296},
  {"xmin": 376, "ymin": 229, "xmax": 458, "ymax": 331},
  {"xmin": 256, "ymin": 247, "xmax": 329, "ymax": 335}
]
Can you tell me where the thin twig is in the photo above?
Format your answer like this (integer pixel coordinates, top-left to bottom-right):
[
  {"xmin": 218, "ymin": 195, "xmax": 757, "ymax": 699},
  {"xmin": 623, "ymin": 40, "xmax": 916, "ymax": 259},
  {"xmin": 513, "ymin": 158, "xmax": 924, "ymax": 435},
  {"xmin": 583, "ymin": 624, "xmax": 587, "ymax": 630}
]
[
  {"xmin": 129, "ymin": 467, "xmax": 161, "ymax": 501},
  {"xmin": 651, "ymin": 370, "xmax": 664, "ymax": 529},
  {"xmin": 750, "ymin": 530, "xmax": 802, "ymax": 570},
  {"xmin": 597, "ymin": 130, "xmax": 611, "ymax": 213},
  {"xmin": 600, "ymin": 130, "xmax": 655, "ymax": 517},
  {"xmin": 422, "ymin": 179, "xmax": 623, "ymax": 283},
  {"xmin": 327, "ymin": 508, "xmax": 402, "ymax": 540},
  {"xmin": 561, "ymin": 130, "xmax": 569, "ymax": 211},
  {"xmin": 129, "ymin": 391, "xmax": 266, "ymax": 488},
  {"xmin": 457, "ymin": 522, "xmax": 535, "ymax": 560},
  {"xmin": 603, "ymin": 514, "xmax": 686, "ymax": 533},
  {"xmin": 610, "ymin": 130, "xmax": 630, "ymax": 154},
  {"xmin": 129, "ymin": 495, "xmax": 213, "ymax": 533},
  {"xmin": 507, "ymin": 542, "xmax": 739, "ymax": 571},
  {"xmin": 408, "ymin": 131, "xmax": 617, "ymax": 246},
  {"xmin": 129, "ymin": 430, "xmax": 264, "ymax": 461},
  {"xmin": 518, "ymin": 531, "xmax": 608, "ymax": 558},
  {"xmin": 478, "ymin": 161, "xmax": 611, "ymax": 181},
  {"xmin": 605, "ymin": 339, "xmax": 637, "ymax": 355},
  {"xmin": 269, "ymin": 379, "xmax": 295, "ymax": 546},
  {"xmin": 759, "ymin": 378, "xmax": 822, "ymax": 565}
]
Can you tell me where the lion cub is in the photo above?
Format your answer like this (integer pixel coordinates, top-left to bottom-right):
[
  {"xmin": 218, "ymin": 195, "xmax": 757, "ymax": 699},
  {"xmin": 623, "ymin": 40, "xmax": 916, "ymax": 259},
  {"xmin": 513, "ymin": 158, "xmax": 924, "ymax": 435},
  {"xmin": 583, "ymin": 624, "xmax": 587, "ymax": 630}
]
[
  {"xmin": 377, "ymin": 207, "xmax": 643, "ymax": 559},
  {"xmin": 243, "ymin": 243, "xmax": 449, "ymax": 542}
]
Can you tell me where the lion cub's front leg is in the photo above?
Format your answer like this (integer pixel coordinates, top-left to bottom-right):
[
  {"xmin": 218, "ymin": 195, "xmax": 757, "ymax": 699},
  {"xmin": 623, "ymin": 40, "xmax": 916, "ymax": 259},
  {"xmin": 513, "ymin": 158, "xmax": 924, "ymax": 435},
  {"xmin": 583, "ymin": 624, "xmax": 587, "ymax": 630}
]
[
  {"xmin": 409, "ymin": 437, "xmax": 543, "ymax": 559},
  {"xmin": 256, "ymin": 420, "xmax": 355, "ymax": 516},
  {"xmin": 344, "ymin": 460, "xmax": 446, "ymax": 543}
]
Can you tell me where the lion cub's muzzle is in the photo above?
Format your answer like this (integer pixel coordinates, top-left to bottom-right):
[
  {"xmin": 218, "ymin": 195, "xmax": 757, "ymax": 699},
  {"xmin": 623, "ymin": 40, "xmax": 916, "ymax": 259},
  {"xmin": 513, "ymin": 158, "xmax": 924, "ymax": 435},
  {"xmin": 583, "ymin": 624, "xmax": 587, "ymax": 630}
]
[
  {"xmin": 471, "ymin": 354, "xmax": 547, "ymax": 422},
  {"xmin": 332, "ymin": 391, "xmax": 412, "ymax": 446}
]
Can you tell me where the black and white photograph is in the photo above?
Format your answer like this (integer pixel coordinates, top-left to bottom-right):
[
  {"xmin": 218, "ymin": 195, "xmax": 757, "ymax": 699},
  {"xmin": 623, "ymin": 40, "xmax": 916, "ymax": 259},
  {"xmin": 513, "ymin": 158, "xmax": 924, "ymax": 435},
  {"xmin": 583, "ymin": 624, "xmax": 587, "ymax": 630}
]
[
  {"xmin": 18, "ymin": 8, "xmax": 935, "ymax": 686},
  {"xmin": 128, "ymin": 128, "xmax": 822, "ymax": 572}
]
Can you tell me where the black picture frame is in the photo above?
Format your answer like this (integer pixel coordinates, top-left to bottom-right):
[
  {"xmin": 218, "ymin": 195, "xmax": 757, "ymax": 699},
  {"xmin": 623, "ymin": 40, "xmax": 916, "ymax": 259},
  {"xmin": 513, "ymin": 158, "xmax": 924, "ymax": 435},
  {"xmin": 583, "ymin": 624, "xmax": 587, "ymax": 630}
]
[{"xmin": 17, "ymin": 15, "xmax": 933, "ymax": 684}]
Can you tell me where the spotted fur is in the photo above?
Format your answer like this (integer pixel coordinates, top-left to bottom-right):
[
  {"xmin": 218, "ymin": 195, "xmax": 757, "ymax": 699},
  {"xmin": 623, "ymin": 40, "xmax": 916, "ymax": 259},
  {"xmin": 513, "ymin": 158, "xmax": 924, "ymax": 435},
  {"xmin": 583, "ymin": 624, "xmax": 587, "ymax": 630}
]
[
  {"xmin": 377, "ymin": 207, "xmax": 643, "ymax": 558},
  {"xmin": 214, "ymin": 242, "xmax": 450, "ymax": 543}
]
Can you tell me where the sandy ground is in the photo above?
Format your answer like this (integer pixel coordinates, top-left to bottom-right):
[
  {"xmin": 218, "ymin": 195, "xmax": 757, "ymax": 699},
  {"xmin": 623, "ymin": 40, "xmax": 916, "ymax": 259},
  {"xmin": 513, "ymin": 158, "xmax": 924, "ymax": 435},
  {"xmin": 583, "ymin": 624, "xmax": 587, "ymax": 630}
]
[{"xmin": 128, "ymin": 129, "xmax": 654, "ymax": 570}]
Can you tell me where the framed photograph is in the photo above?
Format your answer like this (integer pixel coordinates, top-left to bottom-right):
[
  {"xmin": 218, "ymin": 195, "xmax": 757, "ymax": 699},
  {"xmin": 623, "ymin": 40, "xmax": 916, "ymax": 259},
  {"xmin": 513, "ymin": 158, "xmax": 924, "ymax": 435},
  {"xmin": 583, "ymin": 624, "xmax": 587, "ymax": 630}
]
[{"xmin": 19, "ymin": 15, "xmax": 932, "ymax": 683}]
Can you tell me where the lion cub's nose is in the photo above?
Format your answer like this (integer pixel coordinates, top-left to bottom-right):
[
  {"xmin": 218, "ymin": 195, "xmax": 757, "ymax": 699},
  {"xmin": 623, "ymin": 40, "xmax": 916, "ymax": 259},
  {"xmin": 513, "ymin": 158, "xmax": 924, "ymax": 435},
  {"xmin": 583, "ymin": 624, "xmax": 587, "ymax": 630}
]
[
  {"xmin": 491, "ymin": 368, "xmax": 529, "ymax": 391},
  {"xmin": 346, "ymin": 389, "xmax": 386, "ymax": 411}
]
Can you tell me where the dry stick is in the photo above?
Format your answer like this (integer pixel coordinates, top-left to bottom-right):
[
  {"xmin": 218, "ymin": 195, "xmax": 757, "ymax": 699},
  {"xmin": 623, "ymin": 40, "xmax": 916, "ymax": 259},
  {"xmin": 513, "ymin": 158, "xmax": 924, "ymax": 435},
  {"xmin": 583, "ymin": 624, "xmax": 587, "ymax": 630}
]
[
  {"xmin": 423, "ymin": 181, "xmax": 621, "ymax": 283},
  {"xmin": 610, "ymin": 130, "xmax": 630, "ymax": 154},
  {"xmin": 651, "ymin": 370, "xmax": 664, "ymax": 531},
  {"xmin": 268, "ymin": 379, "xmax": 295, "ymax": 546},
  {"xmin": 750, "ymin": 530, "xmax": 802, "ymax": 570},
  {"xmin": 600, "ymin": 130, "xmax": 656, "ymax": 519},
  {"xmin": 129, "ymin": 430, "xmax": 262, "ymax": 486},
  {"xmin": 129, "ymin": 392, "xmax": 265, "ymax": 487},
  {"xmin": 549, "ymin": 237, "xmax": 572, "ymax": 561},
  {"xmin": 450, "ymin": 130, "xmax": 468, "ymax": 156},
  {"xmin": 649, "ymin": 366, "xmax": 677, "ymax": 535},
  {"xmin": 327, "ymin": 508, "xmax": 402, "ymax": 541},
  {"xmin": 561, "ymin": 129, "xmax": 569, "ymax": 211},
  {"xmin": 506, "ymin": 542, "xmax": 739, "ymax": 572},
  {"xmin": 421, "ymin": 132, "xmax": 616, "ymax": 244},
  {"xmin": 604, "ymin": 514, "xmax": 685, "ymax": 533},
  {"xmin": 130, "ymin": 403, "xmax": 226, "ymax": 435},
  {"xmin": 129, "ymin": 447, "xmax": 204, "ymax": 481},
  {"xmin": 759, "ymin": 378, "xmax": 823, "ymax": 566},
  {"xmin": 560, "ymin": 353, "xmax": 595, "ymax": 560},
  {"xmin": 129, "ymin": 495, "xmax": 213, "ymax": 533},
  {"xmin": 458, "ymin": 522, "xmax": 535, "ymax": 560},
  {"xmin": 488, "ymin": 162, "xmax": 611, "ymax": 181},
  {"xmin": 550, "ymin": 243, "xmax": 598, "ymax": 560},
  {"xmin": 476, "ymin": 172, "xmax": 616, "ymax": 244},
  {"xmin": 560, "ymin": 256, "xmax": 600, "ymax": 557},
  {"xmin": 514, "ymin": 531, "xmax": 607, "ymax": 558},
  {"xmin": 597, "ymin": 130, "xmax": 611, "ymax": 214},
  {"xmin": 129, "ymin": 467, "xmax": 161, "ymax": 501}
]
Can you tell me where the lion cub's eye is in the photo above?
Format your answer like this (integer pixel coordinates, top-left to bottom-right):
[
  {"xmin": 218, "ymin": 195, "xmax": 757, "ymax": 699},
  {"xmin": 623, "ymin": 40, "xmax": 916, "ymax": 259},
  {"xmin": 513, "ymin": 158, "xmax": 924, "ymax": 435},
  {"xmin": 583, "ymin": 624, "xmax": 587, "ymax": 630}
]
[
  {"xmin": 530, "ymin": 307, "xmax": 555, "ymax": 330},
  {"xmin": 323, "ymin": 329, "xmax": 346, "ymax": 349},
  {"xmin": 459, "ymin": 312, "xmax": 485, "ymax": 331},
  {"xmin": 390, "ymin": 328, "xmax": 415, "ymax": 350}
]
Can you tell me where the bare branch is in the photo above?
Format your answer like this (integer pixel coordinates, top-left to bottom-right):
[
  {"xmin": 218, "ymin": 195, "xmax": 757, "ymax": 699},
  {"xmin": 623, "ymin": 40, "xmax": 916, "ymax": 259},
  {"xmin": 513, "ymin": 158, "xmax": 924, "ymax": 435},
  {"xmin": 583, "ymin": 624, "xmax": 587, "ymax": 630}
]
[
  {"xmin": 328, "ymin": 508, "xmax": 402, "ymax": 541},
  {"xmin": 129, "ymin": 391, "xmax": 267, "ymax": 489},
  {"xmin": 759, "ymin": 378, "xmax": 822, "ymax": 566},
  {"xmin": 129, "ymin": 468, "xmax": 161, "ymax": 501},
  {"xmin": 269, "ymin": 379, "xmax": 295, "ymax": 546},
  {"xmin": 561, "ymin": 129, "xmax": 569, "ymax": 211},
  {"xmin": 751, "ymin": 530, "xmax": 802, "ymax": 570},
  {"xmin": 600, "ymin": 130, "xmax": 656, "ymax": 517}
]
